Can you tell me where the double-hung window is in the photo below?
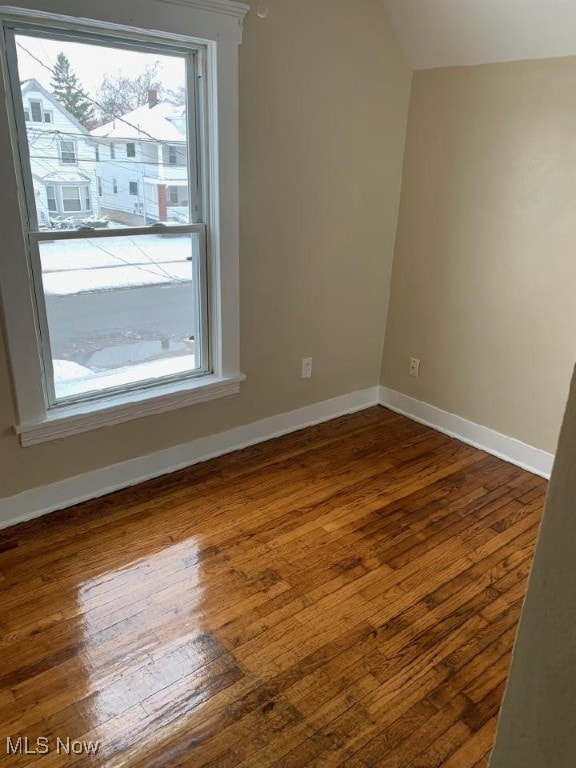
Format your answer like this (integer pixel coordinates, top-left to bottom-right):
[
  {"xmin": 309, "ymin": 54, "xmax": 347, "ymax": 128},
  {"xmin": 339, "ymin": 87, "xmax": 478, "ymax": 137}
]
[
  {"xmin": 29, "ymin": 98, "xmax": 41, "ymax": 121},
  {"xmin": 61, "ymin": 186, "xmax": 81, "ymax": 212},
  {"xmin": 0, "ymin": 3, "xmax": 246, "ymax": 445},
  {"xmin": 59, "ymin": 139, "xmax": 76, "ymax": 165}
]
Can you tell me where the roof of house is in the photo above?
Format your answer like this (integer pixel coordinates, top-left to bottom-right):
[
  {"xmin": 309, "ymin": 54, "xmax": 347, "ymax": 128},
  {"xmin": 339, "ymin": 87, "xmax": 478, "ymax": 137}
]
[
  {"xmin": 91, "ymin": 101, "xmax": 186, "ymax": 143},
  {"xmin": 21, "ymin": 78, "xmax": 93, "ymax": 138}
]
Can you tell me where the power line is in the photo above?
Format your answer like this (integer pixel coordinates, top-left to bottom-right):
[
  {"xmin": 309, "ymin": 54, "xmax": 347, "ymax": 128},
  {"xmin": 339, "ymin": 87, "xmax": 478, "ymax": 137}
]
[{"xmin": 17, "ymin": 41, "xmax": 188, "ymax": 150}]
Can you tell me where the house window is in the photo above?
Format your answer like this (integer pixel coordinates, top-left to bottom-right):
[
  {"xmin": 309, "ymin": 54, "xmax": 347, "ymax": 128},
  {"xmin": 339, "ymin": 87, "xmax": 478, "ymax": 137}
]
[
  {"xmin": 23, "ymin": 108, "xmax": 30, "ymax": 121},
  {"xmin": 43, "ymin": 111, "xmax": 52, "ymax": 123},
  {"xmin": 168, "ymin": 146, "xmax": 178, "ymax": 165},
  {"xmin": 0, "ymin": 4, "xmax": 244, "ymax": 445},
  {"xmin": 126, "ymin": 143, "xmax": 136, "ymax": 158},
  {"xmin": 29, "ymin": 99, "xmax": 42, "ymax": 122},
  {"xmin": 59, "ymin": 140, "xmax": 76, "ymax": 165},
  {"xmin": 61, "ymin": 186, "xmax": 81, "ymax": 212},
  {"xmin": 168, "ymin": 186, "xmax": 179, "ymax": 205},
  {"xmin": 95, "ymin": 145, "xmax": 99, "ymax": 161},
  {"xmin": 113, "ymin": 178, "xmax": 118, "ymax": 194},
  {"xmin": 46, "ymin": 185, "xmax": 57, "ymax": 213}
]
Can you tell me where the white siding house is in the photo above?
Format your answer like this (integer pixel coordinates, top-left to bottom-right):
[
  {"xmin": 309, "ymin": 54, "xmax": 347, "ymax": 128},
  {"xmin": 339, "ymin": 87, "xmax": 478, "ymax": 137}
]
[
  {"xmin": 91, "ymin": 98, "xmax": 190, "ymax": 226},
  {"xmin": 21, "ymin": 79, "xmax": 100, "ymax": 228}
]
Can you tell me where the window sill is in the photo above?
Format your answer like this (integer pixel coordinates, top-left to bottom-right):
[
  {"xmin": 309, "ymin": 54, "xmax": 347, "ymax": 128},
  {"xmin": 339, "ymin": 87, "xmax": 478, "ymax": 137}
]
[{"xmin": 16, "ymin": 373, "xmax": 245, "ymax": 447}]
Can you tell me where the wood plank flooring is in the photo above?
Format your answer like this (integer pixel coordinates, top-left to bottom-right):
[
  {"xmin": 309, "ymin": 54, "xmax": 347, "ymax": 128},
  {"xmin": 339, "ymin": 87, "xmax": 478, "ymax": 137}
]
[{"xmin": 0, "ymin": 407, "xmax": 547, "ymax": 767}]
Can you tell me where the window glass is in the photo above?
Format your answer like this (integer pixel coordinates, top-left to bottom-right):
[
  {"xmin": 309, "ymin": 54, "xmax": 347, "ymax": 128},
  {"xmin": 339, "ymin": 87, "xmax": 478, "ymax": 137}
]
[
  {"xmin": 39, "ymin": 232, "xmax": 203, "ymax": 401},
  {"xmin": 46, "ymin": 185, "xmax": 57, "ymax": 212},
  {"xmin": 61, "ymin": 186, "xmax": 81, "ymax": 211},
  {"xmin": 10, "ymin": 27, "xmax": 207, "ymax": 406},
  {"xmin": 60, "ymin": 140, "xmax": 76, "ymax": 164},
  {"xmin": 30, "ymin": 99, "xmax": 42, "ymax": 121}
]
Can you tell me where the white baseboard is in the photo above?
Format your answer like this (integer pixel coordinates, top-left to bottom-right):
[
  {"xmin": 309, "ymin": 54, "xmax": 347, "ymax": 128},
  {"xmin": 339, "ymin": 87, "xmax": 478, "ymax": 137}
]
[
  {"xmin": 379, "ymin": 386, "xmax": 554, "ymax": 480},
  {"xmin": 0, "ymin": 386, "xmax": 380, "ymax": 531}
]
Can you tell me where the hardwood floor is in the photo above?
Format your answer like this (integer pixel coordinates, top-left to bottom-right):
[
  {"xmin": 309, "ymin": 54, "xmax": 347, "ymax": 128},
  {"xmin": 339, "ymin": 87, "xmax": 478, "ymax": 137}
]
[{"xmin": 0, "ymin": 407, "xmax": 546, "ymax": 767}]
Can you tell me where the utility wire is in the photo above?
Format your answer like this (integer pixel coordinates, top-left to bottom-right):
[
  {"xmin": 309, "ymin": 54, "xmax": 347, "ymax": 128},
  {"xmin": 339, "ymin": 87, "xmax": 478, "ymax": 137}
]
[{"xmin": 17, "ymin": 41, "xmax": 188, "ymax": 150}]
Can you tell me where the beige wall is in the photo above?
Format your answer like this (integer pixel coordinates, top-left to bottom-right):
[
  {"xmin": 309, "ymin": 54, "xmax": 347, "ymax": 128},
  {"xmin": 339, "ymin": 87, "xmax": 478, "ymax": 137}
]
[
  {"xmin": 489, "ymin": 365, "xmax": 576, "ymax": 767},
  {"xmin": 381, "ymin": 59, "xmax": 576, "ymax": 453},
  {"xmin": 0, "ymin": 0, "xmax": 412, "ymax": 500}
]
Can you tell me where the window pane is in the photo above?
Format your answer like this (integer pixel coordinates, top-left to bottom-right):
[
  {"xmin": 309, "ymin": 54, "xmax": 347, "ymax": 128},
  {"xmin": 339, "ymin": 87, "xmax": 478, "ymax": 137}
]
[
  {"xmin": 61, "ymin": 186, "xmax": 81, "ymax": 211},
  {"xmin": 14, "ymin": 32, "xmax": 197, "ymax": 230},
  {"xmin": 30, "ymin": 100, "xmax": 42, "ymax": 122},
  {"xmin": 60, "ymin": 140, "xmax": 76, "ymax": 164},
  {"xmin": 46, "ymin": 185, "xmax": 57, "ymax": 212},
  {"xmin": 39, "ymin": 232, "xmax": 203, "ymax": 401}
]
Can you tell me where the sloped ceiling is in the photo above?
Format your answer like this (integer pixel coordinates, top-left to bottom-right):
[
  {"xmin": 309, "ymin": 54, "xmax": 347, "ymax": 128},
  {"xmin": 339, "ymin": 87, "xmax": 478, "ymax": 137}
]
[{"xmin": 383, "ymin": 0, "xmax": 576, "ymax": 70}]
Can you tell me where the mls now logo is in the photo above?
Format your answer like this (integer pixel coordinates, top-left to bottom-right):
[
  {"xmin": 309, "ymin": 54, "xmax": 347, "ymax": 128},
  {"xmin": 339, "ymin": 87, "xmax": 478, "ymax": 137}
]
[{"xmin": 6, "ymin": 736, "xmax": 100, "ymax": 755}]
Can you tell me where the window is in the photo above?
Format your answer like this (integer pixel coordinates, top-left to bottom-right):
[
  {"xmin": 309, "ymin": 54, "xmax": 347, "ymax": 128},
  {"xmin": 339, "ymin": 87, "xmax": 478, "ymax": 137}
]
[
  {"xmin": 0, "ymin": 3, "xmax": 244, "ymax": 445},
  {"xmin": 29, "ymin": 99, "xmax": 42, "ymax": 122},
  {"xmin": 61, "ymin": 186, "xmax": 81, "ymax": 212},
  {"xmin": 126, "ymin": 142, "xmax": 136, "ymax": 158},
  {"xmin": 23, "ymin": 108, "xmax": 29, "ymax": 121},
  {"xmin": 168, "ymin": 146, "xmax": 178, "ymax": 165},
  {"xmin": 95, "ymin": 145, "xmax": 99, "ymax": 161},
  {"xmin": 59, "ymin": 140, "xmax": 76, "ymax": 165},
  {"xmin": 168, "ymin": 186, "xmax": 179, "ymax": 205},
  {"xmin": 113, "ymin": 178, "xmax": 118, "ymax": 194},
  {"xmin": 46, "ymin": 185, "xmax": 56, "ymax": 212},
  {"xmin": 43, "ymin": 111, "xmax": 52, "ymax": 123}
]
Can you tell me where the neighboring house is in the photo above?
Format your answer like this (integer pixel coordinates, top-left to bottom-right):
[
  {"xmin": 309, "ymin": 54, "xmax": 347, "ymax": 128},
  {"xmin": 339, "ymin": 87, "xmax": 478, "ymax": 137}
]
[
  {"xmin": 21, "ymin": 78, "xmax": 100, "ymax": 227},
  {"xmin": 91, "ymin": 93, "xmax": 190, "ymax": 226}
]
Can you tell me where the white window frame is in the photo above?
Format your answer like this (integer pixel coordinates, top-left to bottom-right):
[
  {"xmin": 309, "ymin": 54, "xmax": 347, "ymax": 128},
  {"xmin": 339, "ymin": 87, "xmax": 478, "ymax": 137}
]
[
  {"xmin": 59, "ymin": 138, "xmax": 76, "ymax": 165},
  {"xmin": 61, "ymin": 185, "xmax": 81, "ymax": 212},
  {"xmin": 0, "ymin": 0, "xmax": 247, "ymax": 446},
  {"xmin": 29, "ymin": 97, "xmax": 41, "ymax": 121},
  {"xmin": 46, "ymin": 184, "xmax": 56, "ymax": 212}
]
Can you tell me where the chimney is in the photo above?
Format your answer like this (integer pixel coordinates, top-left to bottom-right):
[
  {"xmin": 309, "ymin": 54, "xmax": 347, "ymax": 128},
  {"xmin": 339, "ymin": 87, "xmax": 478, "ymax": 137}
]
[{"xmin": 148, "ymin": 89, "xmax": 158, "ymax": 109}]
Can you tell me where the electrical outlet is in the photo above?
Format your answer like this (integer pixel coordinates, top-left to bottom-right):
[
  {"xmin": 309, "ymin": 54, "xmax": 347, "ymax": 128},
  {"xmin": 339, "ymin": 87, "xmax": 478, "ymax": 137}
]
[
  {"xmin": 301, "ymin": 357, "xmax": 313, "ymax": 379},
  {"xmin": 409, "ymin": 357, "xmax": 420, "ymax": 379}
]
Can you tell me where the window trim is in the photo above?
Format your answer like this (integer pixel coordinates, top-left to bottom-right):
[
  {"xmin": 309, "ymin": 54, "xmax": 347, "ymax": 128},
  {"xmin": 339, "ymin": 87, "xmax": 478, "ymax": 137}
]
[
  {"xmin": 61, "ymin": 185, "xmax": 82, "ymax": 212},
  {"xmin": 59, "ymin": 138, "xmax": 77, "ymax": 165},
  {"xmin": 29, "ymin": 97, "xmax": 42, "ymax": 122},
  {"xmin": 46, "ymin": 184, "xmax": 57, "ymax": 212},
  {"xmin": 0, "ymin": 0, "xmax": 247, "ymax": 444}
]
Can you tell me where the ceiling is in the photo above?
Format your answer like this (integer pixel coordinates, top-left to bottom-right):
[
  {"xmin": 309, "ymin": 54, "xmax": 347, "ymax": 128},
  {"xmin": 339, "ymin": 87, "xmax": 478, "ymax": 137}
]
[{"xmin": 383, "ymin": 0, "xmax": 576, "ymax": 70}]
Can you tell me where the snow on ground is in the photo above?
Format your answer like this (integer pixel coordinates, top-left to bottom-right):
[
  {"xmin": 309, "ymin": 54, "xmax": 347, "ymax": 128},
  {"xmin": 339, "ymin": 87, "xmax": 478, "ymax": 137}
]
[{"xmin": 39, "ymin": 234, "xmax": 195, "ymax": 294}]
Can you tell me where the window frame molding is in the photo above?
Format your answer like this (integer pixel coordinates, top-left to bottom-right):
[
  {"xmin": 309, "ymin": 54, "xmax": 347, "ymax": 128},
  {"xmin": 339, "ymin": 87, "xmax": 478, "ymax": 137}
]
[{"xmin": 0, "ymin": 0, "xmax": 247, "ymax": 445}]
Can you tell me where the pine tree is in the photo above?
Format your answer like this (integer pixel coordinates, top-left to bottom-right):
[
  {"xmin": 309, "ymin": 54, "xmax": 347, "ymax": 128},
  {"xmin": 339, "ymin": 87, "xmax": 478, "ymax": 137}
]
[{"xmin": 51, "ymin": 53, "xmax": 94, "ymax": 127}]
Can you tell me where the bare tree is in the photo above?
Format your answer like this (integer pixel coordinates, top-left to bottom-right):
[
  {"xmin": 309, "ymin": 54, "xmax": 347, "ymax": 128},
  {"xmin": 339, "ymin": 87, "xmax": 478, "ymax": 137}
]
[{"xmin": 96, "ymin": 62, "xmax": 163, "ymax": 122}]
